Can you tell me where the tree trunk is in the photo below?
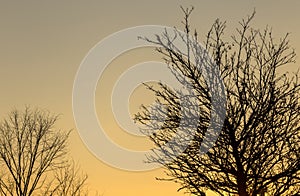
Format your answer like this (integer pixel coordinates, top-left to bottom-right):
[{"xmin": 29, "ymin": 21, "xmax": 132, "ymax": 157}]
[{"xmin": 237, "ymin": 172, "xmax": 248, "ymax": 196}]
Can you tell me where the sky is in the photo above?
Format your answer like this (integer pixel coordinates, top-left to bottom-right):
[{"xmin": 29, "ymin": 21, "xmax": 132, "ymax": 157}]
[{"xmin": 0, "ymin": 1, "xmax": 300, "ymax": 195}]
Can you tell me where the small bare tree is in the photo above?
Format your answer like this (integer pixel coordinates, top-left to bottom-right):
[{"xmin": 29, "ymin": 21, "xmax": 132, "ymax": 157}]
[
  {"xmin": 135, "ymin": 7, "xmax": 300, "ymax": 196},
  {"xmin": 0, "ymin": 107, "xmax": 88, "ymax": 196},
  {"xmin": 44, "ymin": 161, "xmax": 88, "ymax": 196}
]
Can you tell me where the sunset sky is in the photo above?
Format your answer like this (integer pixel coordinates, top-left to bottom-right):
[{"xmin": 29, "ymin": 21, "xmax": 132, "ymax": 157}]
[{"xmin": 0, "ymin": 1, "xmax": 300, "ymax": 195}]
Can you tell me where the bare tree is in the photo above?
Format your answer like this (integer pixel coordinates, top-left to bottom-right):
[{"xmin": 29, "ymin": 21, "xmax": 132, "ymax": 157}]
[
  {"xmin": 44, "ymin": 161, "xmax": 88, "ymax": 196},
  {"xmin": 0, "ymin": 107, "xmax": 88, "ymax": 196},
  {"xmin": 135, "ymin": 7, "xmax": 300, "ymax": 196}
]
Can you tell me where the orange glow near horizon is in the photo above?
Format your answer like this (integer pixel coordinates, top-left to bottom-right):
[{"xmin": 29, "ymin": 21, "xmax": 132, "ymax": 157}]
[{"xmin": 0, "ymin": 1, "xmax": 299, "ymax": 195}]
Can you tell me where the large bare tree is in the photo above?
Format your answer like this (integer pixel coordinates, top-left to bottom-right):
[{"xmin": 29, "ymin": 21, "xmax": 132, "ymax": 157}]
[
  {"xmin": 0, "ymin": 107, "xmax": 88, "ymax": 196},
  {"xmin": 135, "ymin": 7, "xmax": 300, "ymax": 196}
]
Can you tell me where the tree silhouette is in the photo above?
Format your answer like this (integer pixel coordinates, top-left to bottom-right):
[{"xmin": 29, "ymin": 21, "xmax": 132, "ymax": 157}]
[
  {"xmin": 0, "ymin": 107, "xmax": 89, "ymax": 196},
  {"xmin": 135, "ymin": 7, "xmax": 300, "ymax": 196}
]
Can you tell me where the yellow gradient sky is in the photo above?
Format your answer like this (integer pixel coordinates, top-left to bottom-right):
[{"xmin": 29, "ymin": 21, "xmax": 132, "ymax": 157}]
[{"xmin": 0, "ymin": 1, "xmax": 300, "ymax": 195}]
